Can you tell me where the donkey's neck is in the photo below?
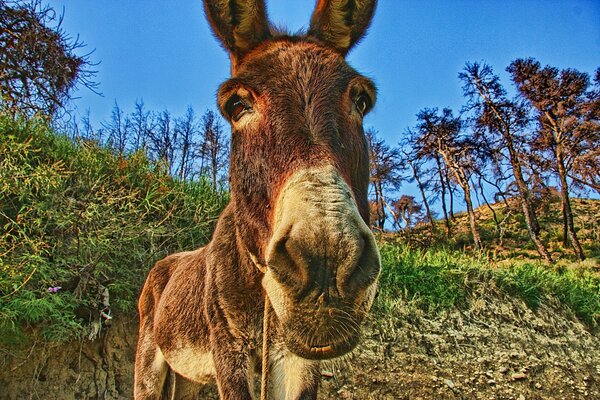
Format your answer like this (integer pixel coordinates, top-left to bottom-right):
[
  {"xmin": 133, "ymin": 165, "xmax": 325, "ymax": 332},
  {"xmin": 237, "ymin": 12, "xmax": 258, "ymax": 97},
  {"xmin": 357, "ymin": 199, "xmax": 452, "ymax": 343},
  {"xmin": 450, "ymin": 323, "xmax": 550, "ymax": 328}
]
[{"xmin": 207, "ymin": 203, "xmax": 265, "ymax": 293}]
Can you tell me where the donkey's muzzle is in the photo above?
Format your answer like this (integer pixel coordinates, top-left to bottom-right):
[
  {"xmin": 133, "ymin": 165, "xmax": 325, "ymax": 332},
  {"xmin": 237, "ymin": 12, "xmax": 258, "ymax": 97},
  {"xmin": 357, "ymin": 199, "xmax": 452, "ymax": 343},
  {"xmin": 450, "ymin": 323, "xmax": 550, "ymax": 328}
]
[
  {"xmin": 262, "ymin": 165, "xmax": 380, "ymax": 359},
  {"xmin": 266, "ymin": 165, "xmax": 380, "ymax": 297}
]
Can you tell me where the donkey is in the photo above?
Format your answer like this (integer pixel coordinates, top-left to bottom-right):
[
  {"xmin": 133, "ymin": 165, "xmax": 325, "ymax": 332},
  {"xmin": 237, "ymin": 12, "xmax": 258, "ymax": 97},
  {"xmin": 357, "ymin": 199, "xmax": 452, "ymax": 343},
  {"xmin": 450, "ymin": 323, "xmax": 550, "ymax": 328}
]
[{"xmin": 134, "ymin": 0, "xmax": 380, "ymax": 398}]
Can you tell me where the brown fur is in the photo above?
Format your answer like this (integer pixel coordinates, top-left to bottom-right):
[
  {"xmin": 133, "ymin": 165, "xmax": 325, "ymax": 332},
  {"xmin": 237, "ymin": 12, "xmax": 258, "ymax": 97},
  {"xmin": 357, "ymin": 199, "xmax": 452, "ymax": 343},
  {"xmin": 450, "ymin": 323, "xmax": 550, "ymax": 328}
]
[{"xmin": 135, "ymin": 1, "xmax": 379, "ymax": 399}]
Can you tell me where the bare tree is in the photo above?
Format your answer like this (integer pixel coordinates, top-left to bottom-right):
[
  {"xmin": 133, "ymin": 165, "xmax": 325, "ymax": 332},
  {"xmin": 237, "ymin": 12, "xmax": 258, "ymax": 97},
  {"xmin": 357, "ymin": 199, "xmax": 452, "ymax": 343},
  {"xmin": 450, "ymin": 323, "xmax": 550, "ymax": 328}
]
[
  {"xmin": 200, "ymin": 109, "xmax": 229, "ymax": 189},
  {"xmin": 129, "ymin": 99, "xmax": 152, "ymax": 152},
  {"xmin": 415, "ymin": 107, "xmax": 483, "ymax": 250},
  {"xmin": 101, "ymin": 101, "xmax": 130, "ymax": 153},
  {"xmin": 147, "ymin": 110, "xmax": 177, "ymax": 174},
  {"xmin": 399, "ymin": 134, "xmax": 436, "ymax": 233},
  {"xmin": 79, "ymin": 108, "xmax": 96, "ymax": 140},
  {"xmin": 460, "ymin": 62, "xmax": 552, "ymax": 263},
  {"xmin": 405, "ymin": 126, "xmax": 453, "ymax": 235},
  {"xmin": 508, "ymin": 58, "xmax": 598, "ymax": 260},
  {"xmin": 0, "ymin": 0, "xmax": 97, "ymax": 117},
  {"xmin": 175, "ymin": 106, "xmax": 201, "ymax": 180},
  {"xmin": 366, "ymin": 129, "xmax": 403, "ymax": 230}
]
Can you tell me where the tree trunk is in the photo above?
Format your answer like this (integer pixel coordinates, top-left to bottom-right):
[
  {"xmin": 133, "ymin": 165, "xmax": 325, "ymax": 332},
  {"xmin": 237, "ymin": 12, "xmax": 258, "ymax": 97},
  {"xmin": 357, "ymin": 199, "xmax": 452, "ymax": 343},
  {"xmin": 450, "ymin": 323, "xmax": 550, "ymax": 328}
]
[
  {"xmin": 445, "ymin": 166, "xmax": 455, "ymax": 220},
  {"xmin": 478, "ymin": 175, "xmax": 501, "ymax": 233},
  {"xmin": 556, "ymin": 148, "xmax": 585, "ymax": 260},
  {"xmin": 178, "ymin": 141, "xmax": 189, "ymax": 179},
  {"xmin": 463, "ymin": 184, "xmax": 483, "ymax": 250},
  {"xmin": 510, "ymin": 156, "xmax": 553, "ymax": 264},
  {"xmin": 410, "ymin": 161, "xmax": 436, "ymax": 233},
  {"xmin": 500, "ymin": 124, "xmax": 553, "ymax": 264},
  {"xmin": 377, "ymin": 181, "xmax": 386, "ymax": 230},
  {"xmin": 434, "ymin": 156, "xmax": 451, "ymax": 235},
  {"xmin": 561, "ymin": 201, "xmax": 568, "ymax": 245},
  {"xmin": 439, "ymin": 150, "xmax": 482, "ymax": 250}
]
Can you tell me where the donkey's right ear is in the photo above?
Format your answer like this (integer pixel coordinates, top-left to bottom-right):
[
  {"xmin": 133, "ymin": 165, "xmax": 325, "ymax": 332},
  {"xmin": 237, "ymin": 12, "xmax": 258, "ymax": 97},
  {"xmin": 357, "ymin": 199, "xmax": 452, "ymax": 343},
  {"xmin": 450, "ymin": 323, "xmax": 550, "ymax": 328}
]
[{"xmin": 204, "ymin": 0, "xmax": 271, "ymax": 66}]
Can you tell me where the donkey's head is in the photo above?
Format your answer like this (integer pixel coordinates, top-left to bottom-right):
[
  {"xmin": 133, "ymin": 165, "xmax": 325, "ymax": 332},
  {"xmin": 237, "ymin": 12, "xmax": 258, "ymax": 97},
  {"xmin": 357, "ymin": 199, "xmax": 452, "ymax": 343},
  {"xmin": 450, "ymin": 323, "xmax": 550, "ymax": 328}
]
[{"xmin": 204, "ymin": 0, "xmax": 380, "ymax": 360}]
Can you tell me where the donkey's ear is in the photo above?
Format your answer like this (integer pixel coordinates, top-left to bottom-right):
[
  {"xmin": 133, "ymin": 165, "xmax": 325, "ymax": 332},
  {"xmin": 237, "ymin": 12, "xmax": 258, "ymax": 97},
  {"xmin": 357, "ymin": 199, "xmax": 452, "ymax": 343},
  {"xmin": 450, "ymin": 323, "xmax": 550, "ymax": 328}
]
[
  {"xmin": 204, "ymin": 0, "xmax": 270, "ymax": 63},
  {"xmin": 308, "ymin": 0, "xmax": 377, "ymax": 56}
]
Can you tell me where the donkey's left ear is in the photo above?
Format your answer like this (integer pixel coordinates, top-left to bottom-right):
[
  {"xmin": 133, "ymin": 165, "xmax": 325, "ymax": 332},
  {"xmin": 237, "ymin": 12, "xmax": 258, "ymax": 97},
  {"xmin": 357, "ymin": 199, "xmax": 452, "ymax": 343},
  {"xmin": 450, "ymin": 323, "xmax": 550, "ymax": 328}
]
[
  {"xmin": 204, "ymin": 0, "xmax": 271, "ymax": 65},
  {"xmin": 308, "ymin": 0, "xmax": 377, "ymax": 56}
]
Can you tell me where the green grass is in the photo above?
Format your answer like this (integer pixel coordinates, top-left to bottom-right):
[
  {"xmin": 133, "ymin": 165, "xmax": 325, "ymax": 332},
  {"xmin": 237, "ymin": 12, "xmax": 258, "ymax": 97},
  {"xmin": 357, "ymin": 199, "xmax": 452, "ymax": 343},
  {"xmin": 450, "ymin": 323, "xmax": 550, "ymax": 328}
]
[
  {"xmin": 376, "ymin": 242, "xmax": 600, "ymax": 329},
  {"xmin": 0, "ymin": 115, "xmax": 228, "ymax": 346},
  {"xmin": 2, "ymin": 114, "xmax": 598, "ymax": 350}
]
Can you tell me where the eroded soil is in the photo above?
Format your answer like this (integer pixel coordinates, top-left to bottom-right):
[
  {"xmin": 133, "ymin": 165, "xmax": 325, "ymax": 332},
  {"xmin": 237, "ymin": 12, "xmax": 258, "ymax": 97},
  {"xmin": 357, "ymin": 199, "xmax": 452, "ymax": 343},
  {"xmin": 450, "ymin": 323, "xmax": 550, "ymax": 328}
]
[{"xmin": 2, "ymin": 292, "xmax": 598, "ymax": 399}]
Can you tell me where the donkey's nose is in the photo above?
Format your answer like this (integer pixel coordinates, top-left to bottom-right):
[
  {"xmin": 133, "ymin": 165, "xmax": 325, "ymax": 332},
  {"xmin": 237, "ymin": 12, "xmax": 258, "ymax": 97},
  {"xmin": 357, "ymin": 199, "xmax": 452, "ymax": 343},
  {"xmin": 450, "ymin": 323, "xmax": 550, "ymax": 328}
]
[
  {"xmin": 336, "ymin": 232, "xmax": 380, "ymax": 296},
  {"xmin": 267, "ymin": 220, "xmax": 380, "ymax": 299},
  {"xmin": 265, "ymin": 165, "xmax": 381, "ymax": 298}
]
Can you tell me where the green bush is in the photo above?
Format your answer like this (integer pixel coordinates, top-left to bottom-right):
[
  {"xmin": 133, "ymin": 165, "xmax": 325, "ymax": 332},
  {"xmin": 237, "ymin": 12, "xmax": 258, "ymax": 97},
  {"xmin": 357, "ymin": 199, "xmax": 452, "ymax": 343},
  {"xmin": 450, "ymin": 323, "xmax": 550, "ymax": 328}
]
[{"xmin": 0, "ymin": 116, "xmax": 228, "ymax": 345}]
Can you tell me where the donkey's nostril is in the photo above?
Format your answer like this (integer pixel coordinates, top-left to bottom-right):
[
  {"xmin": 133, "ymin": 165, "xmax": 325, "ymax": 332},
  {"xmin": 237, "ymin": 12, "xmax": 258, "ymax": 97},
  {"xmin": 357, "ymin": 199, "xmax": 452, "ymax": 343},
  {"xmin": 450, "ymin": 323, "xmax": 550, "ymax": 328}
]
[
  {"xmin": 267, "ymin": 233, "xmax": 311, "ymax": 291},
  {"xmin": 339, "ymin": 233, "xmax": 380, "ymax": 296}
]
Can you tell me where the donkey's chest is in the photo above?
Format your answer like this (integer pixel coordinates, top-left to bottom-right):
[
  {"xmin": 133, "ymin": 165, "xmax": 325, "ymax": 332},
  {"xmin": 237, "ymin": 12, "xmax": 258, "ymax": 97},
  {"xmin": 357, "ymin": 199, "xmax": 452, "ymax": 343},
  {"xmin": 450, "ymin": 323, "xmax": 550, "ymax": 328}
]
[{"xmin": 163, "ymin": 346, "xmax": 216, "ymax": 384}]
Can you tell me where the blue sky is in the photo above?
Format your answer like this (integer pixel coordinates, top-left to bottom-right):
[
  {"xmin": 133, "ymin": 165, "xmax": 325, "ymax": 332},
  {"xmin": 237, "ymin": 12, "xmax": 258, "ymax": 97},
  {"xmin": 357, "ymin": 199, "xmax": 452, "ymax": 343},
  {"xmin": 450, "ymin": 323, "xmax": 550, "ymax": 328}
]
[
  {"xmin": 48, "ymin": 0, "xmax": 599, "ymax": 145},
  {"xmin": 46, "ymin": 1, "xmax": 599, "ymax": 211}
]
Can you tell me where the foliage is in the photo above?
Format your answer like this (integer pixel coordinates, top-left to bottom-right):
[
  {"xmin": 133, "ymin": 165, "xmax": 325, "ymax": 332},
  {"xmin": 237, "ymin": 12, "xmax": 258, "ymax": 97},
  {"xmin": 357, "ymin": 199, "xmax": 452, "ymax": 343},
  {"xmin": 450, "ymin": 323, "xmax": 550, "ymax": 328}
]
[
  {"xmin": 374, "ymin": 58, "xmax": 599, "ymax": 263},
  {"xmin": 0, "ymin": 0, "xmax": 97, "ymax": 117},
  {"xmin": 376, "ymin": 242, "xmax": 600, "ymax": 329},
  {"xmin": 0, "ymin": 114, "xmax": 228, "ymax": 346},
  {"xmin": 74, "ymin": 102, "xmax": 230, "ymax": 187}
]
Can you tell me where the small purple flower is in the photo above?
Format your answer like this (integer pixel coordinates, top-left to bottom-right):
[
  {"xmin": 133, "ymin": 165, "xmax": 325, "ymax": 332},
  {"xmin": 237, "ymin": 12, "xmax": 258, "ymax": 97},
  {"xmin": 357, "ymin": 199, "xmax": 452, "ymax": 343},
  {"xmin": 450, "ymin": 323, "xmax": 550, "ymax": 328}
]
[{"xmin": 47, "ymin": 286, "xmax": 62, "ymax": 293}]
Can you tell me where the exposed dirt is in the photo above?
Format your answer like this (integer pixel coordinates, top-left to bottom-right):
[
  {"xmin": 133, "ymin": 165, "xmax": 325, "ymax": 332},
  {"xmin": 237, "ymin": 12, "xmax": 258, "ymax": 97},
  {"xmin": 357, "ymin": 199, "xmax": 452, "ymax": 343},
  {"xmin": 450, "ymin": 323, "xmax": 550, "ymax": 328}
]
[{"xmin": 2, "ymin": 291, "xmax": 598, "ymax": 399}]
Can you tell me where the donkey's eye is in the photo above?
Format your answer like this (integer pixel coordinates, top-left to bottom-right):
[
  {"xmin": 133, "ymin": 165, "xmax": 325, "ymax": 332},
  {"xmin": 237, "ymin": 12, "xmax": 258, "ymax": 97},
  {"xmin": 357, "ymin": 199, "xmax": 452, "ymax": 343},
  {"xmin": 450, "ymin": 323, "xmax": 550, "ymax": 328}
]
[
  {"xmin": 225, "ymin": 96, "xmax": 252, "ymax": 122},
  {"xmin": 354, "ymin": 93, "xmax": 371, "ymax": 117}
]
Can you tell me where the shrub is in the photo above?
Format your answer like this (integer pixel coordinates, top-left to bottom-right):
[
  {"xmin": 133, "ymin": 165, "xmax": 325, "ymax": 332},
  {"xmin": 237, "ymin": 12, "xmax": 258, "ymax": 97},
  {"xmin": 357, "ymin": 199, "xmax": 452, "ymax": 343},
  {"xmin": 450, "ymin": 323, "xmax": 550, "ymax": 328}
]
[{"xmin": 0, "ymin": 116, "xmax": 228, "ymax": 345}]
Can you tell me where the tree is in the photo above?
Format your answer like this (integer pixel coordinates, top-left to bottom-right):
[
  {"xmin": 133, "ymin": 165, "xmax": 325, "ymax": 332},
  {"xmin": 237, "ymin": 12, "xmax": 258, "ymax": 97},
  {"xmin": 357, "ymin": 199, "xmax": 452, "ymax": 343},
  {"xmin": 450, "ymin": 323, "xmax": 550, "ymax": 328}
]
[
  {"xmin": 366, "ymin": 129, "xmax": 403, "ymax": 230},
  {"xmin": 570, "ymin": 68, "xmax": 600, "ymax": 191},
  {"xmin": 0, "ymin": 0, "xmax": 96, "ymax": 117},
  {"xmin": 200, "ymin": 109, "xmax": 229, "ymax": 189},
  {"xmin": 129, "ymin": 99, "xmax": 152, "ymax": 152},
  {"xmin": 101, "ymin": 101, "xmax": 130, "ymax": 153},
  {"xmin": 404, "ymin": 124, "xmax": 453, "ymax": 235},
  {"xmin": 391, "ymin": 195, "xmax": 423, "ymax": 230},
  {"xmin": 415, "ymin": 107, "xmax": 483, "ymax": 250},
  {"xmin": 147, "ymin": 110, "xmax": 177, "ymax": 174},
  {"xmin": 460, "ymin": 62, "xmax": 553, "ymax": 263},
  {"xmin": 508, "ymin": 58, "xmax": 598, "ymax": 260},
  {"xmin": 399, "ymin": 133, "xmax": 436, "ymax": 233},
  {"xmin": 175, "ymin": 106, "xmax": 201, "ymax": 180}
]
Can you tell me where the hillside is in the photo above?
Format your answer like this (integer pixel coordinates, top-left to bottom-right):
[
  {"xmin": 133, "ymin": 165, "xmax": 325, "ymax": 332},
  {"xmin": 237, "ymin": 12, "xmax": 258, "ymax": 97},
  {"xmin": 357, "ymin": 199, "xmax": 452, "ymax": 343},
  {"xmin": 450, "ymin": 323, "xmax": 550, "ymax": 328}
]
[
  {"xmin": 2, "ymin": 246, "xmax": 598, "ymax": 399},
  {"xmin": 1, "ymin": 118, "xmax": 599, "ymax": 399},
  {"xmin": 394, "ymin": 195, "xmax": 600, "ymax": 263}
]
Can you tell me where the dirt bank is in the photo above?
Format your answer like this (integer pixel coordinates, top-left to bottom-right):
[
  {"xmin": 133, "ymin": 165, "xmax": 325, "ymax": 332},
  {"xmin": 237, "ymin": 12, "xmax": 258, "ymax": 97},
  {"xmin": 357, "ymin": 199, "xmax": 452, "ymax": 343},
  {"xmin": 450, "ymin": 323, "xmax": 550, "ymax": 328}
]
[{"xmin": 1, "ymin": 292, "xmax": 598, "ymax": 399}]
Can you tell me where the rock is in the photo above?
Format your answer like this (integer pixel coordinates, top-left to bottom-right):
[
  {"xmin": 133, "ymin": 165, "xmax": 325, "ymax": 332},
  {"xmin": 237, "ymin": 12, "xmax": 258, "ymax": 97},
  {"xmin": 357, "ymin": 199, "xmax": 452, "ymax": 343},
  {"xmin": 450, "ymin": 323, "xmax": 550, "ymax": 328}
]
[
  {"xmin": 444, "ymin": 379, "xmax": 455, "ymax": 389},
  {"xmin": 321, "ymin": 370, "xmax": 334, "ymax": 378},
  {"xmin": 512, "ymin": 372, "xmax": 527, "ymax": 381}
]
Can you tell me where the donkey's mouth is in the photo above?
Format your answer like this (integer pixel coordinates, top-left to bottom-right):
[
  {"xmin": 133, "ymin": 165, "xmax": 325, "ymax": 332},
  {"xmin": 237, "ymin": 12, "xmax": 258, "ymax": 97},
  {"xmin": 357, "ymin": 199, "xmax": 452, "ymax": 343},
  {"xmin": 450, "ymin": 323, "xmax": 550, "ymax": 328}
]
[
  {"xmin": 309, "ymin": 344, "xmax": 333, "ymax": 355},
  {"xmin": 285, "ymin": 332, "xmax": 360, "ymax": 360}
]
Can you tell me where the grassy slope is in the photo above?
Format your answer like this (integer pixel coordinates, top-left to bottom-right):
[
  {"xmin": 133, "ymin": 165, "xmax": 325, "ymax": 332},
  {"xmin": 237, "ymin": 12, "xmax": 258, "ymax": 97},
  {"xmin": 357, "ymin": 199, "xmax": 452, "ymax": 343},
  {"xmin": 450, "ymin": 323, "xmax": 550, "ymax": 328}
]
[
  {"xmin": 377, "ymin": 195, "xmax": 600, "ymax": 330},
  {"xmin": 376, "ymin": 243, "xmax": 599, "ymax": 329},
  {"xmin": 0, "ymin": 116, "xmax": 228, "ymax": 346},
  {"xmin": 446, "ymin": 195, "xmax": 599, "ymax": 260}
]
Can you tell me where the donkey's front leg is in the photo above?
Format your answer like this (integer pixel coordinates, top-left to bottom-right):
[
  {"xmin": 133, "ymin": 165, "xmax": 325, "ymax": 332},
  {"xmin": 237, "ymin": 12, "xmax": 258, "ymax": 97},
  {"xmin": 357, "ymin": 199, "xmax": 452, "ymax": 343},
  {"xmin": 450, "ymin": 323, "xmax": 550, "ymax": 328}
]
[{"xmin": 211, "ymin": 333, "xmax": 255, "ymax": 400}]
